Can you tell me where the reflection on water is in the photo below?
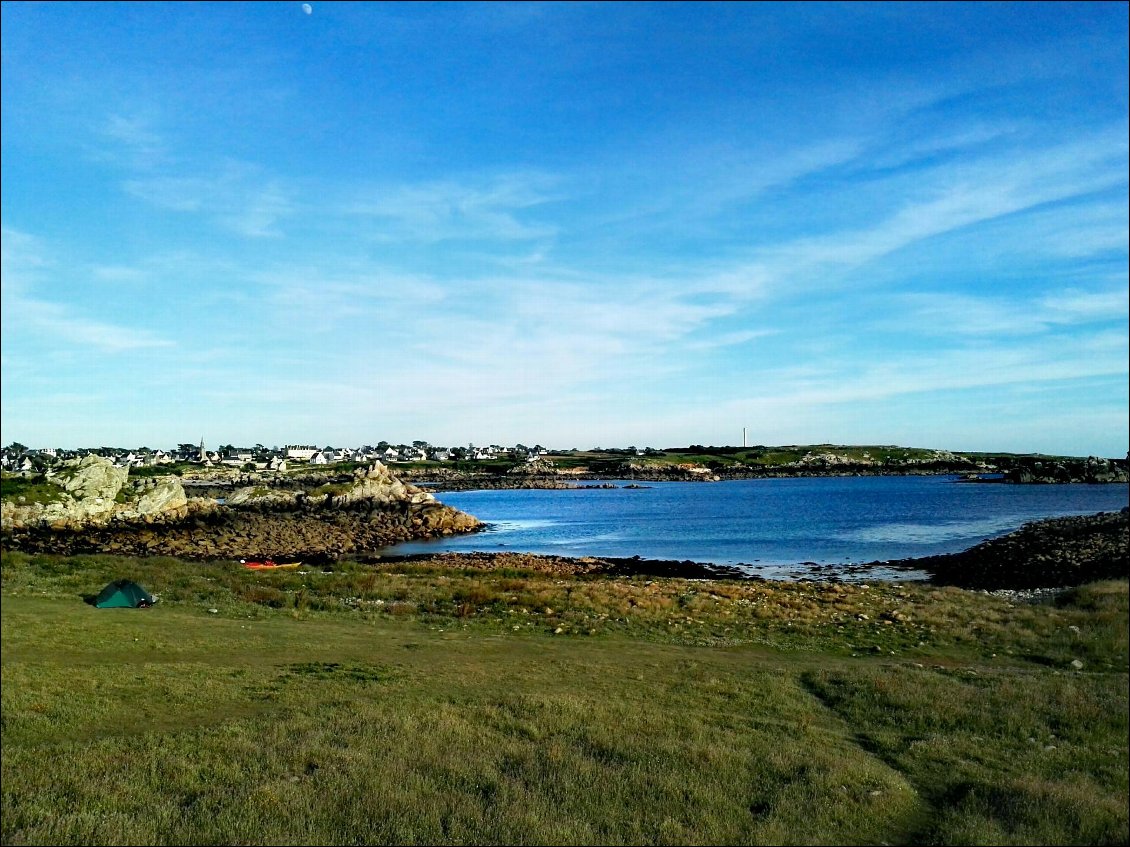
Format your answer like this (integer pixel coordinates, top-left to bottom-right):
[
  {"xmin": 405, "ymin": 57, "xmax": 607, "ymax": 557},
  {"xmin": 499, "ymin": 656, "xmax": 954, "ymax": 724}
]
[{"xmin": 837, "ymin": 516, "xmax": 1025, "ymax": 544}]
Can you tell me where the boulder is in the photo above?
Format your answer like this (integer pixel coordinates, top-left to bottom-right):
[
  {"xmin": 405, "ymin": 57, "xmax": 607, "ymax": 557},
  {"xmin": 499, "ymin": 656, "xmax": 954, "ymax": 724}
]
[
  {"xmin": 122, "ymin": 477, "xmax": 189, "ymax": 522},
  {"xmin": 59, "ymin": 455, "xmax": 129, "ymax": 503}
]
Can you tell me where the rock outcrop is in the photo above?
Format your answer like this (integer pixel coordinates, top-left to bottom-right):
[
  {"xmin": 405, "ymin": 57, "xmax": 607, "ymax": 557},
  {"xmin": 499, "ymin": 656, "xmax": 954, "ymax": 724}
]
[
  {"xmin": 59, "ymin": 454, "xmax": 129, "ymax": 502},
  {"xmin": 1003, "ymin": 456, "xmax": 1129, "ymax": 484},
  {"xmin": 791, "ymin": 451, "xmax": 874, "ymax": 468},
  {"xmin": 2, "ymin": 456, "xmax": 188, "ymax": 531},
  {"xmin": 1, "ymin": 460, "xmax": 482, "ymax": 561},
  {"xmin": 122, "ymin": 477, "xmax": 190, "ymax": 522}
]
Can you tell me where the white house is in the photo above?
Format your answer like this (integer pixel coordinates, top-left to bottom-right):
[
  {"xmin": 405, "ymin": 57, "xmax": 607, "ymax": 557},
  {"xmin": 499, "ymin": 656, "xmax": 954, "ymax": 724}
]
[{"xmin": 285, "ymin": 445, "xmax": 319, "ymax": 461}]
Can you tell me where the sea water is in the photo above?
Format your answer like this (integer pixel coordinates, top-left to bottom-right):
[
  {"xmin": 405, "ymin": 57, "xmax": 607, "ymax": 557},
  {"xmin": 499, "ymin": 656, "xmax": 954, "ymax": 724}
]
[{"xmin": 383, "ymin": 476, "xmax": 1129, "ymax": 580}]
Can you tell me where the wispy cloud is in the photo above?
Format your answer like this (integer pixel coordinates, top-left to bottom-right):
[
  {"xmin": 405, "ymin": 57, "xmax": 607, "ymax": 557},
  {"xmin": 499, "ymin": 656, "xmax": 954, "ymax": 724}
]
[
  {"xmin": 124, "ymin": 161, "xmax": 294, "ymax": 237},
  {"xmin": 344, "ymin": 172, "xmax": 560, "ymax": 243},
  {"xmin": 248, "ymin": 264, "xmax": 449, "ymax": 331},
  {"xmin": 91, "ymin": 265, "xmax": 150, "ymax": 284},
  {"xmin": 1, "ymin": 226, "xmax": 175, "ymax": 352},
  {"xmin": 683, "ymin": 329, "xmax": 779, "ymax": 351},
  {"xmin": 718, "ymin": 332, "xmax": 1128, "ymax": 417},
  {"xmin": 712, "ymin": 126, "xmax": 1130, "ymax": 297},
  {"xmin": 1040, "ymin": 288, "xmax": 1130, "ymax": 323},
  {"xmin": 871, "ymin": 284, "xmax": 1129, "ymax": 338},
  {"xmin": 16, "ymin": 300, "xmax": 175, "ymax": 352},
  {"xmin": 100, "ymin": 113, "xmax": 166, "ymax": 169}
]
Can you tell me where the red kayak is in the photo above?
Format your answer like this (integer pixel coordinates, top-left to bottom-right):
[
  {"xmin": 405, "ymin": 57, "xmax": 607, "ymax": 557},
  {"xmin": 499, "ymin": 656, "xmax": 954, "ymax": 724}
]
[{"xmin": 241, "ymin": 559, "xmax": 302, "ymax": 570}]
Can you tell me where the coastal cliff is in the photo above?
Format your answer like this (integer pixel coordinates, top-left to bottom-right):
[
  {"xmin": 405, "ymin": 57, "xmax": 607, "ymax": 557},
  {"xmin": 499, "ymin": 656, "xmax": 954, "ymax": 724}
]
[{"xmin": 1, "ymin": 457, "xmax": 482, "ymax": 561}]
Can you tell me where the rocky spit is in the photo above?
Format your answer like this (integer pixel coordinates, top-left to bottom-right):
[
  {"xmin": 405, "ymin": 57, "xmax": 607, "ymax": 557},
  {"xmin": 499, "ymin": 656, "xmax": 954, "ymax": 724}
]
[
  {"xmin": 793, "ymin": 509, "xmax": 1128, "ymax": 590},
  {"xmin": 1, "ymin": 457, "xmax": 482, "ymax": 562},
  {"xmin": 912, "ymin": 507, "xmax": 1129, "ymax": 590}
]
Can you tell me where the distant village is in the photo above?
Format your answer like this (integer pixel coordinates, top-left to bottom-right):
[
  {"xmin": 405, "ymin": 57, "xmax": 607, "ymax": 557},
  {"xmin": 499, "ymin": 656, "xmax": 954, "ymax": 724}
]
[{"xmin": 1, "ymin": 440, "xmax": 559, "ymax": 474}]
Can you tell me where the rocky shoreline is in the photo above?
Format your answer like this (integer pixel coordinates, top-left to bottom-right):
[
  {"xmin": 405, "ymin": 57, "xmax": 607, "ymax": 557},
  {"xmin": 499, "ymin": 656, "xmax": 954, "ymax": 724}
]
[
  {"xmin": 1, "ymin": 504, "xmax": 482, "ymax": 564},
  {"xmin": 1, "ymin": 457, "xmax": 483, "ymax": 562},
  {"xmin": 355, "ymin": 550, "xmax": 757, "ymax": 581},
  {"xmin": 3, "ymin": 457, "xmax": 1126, "ymax": 591},
  {"xmin": 349, "ymin": 508, "xmax": 1128, "ymax": 591},
  {"xmin": 905, "ymin": 507, "xmax": 1129, "ymax": 590},
  {"xmin": 395, "ymin": 454, "xmax": 1128, "ymax": 491}
]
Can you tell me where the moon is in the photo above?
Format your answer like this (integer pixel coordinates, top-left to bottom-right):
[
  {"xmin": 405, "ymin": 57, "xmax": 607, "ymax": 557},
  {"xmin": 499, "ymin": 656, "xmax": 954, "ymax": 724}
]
[{"xmin": 302, "ymin": 3, "xmax": 312, "ymax": 14}]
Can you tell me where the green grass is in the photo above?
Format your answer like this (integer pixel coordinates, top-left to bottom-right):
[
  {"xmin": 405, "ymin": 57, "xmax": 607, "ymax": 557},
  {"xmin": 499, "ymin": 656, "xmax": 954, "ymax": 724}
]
[
  {"xmin": 307, "ymin": 481, "xmax": 354, "ymax": 498},
  {"xmin": 542, "ymin": 445, "xmax": 981, "ymax": 471},
  {"xmin": 0, "ymin": 474, "xmax": 67, "ymax": 506},
  {"xmin": 2, "ymin": 550, "xmax": 1127, "ymax": 845},
  {"xmin": 129, "ymin": 463, "xmax": 194, "ymax": 477}
]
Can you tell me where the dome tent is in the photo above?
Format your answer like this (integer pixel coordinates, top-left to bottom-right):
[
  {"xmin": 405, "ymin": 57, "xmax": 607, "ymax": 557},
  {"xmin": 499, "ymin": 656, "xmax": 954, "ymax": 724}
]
[{"xmin": 94, "ymin": 579, "xmax": 155, "ymax": 609}]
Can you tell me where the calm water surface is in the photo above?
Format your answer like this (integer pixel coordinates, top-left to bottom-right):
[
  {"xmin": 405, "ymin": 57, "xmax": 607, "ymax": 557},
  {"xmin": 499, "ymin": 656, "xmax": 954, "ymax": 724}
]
[{"xmin": 385, "ymin": 476, "xmax": 1129, "ymax": 580}]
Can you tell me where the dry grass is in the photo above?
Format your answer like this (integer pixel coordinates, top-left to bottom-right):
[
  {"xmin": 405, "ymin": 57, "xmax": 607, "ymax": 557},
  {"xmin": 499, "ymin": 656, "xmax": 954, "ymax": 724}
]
[{"xmin": 2, "ymin": 550, "xmax": 1126, "ymax": 845}]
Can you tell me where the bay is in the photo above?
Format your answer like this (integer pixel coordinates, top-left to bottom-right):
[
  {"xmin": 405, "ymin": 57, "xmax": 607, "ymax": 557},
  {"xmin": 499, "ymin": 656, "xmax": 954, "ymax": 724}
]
[{"xmin": 384, "ymin": 476, "xmax": 1129, "ymax": 580}]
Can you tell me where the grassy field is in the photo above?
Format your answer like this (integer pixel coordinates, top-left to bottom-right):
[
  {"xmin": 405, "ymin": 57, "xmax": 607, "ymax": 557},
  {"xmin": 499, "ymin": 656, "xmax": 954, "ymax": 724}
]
[{"xmin": 2, "ymin": 550, "xmax": 1127, "ymax": 845}]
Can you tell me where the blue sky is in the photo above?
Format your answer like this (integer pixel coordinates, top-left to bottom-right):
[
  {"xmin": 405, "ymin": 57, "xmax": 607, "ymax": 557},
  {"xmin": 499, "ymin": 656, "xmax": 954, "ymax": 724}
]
[{"xmin": 2, "ymin": 1, "xmax": 1127, "ymax": 456}]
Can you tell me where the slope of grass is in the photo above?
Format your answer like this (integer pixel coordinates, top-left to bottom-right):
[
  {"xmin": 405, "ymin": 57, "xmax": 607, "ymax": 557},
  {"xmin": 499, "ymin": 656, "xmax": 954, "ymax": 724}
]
[{"xmin": 2, "ymin": 551, "xmax": 1127, "ymax": 846}]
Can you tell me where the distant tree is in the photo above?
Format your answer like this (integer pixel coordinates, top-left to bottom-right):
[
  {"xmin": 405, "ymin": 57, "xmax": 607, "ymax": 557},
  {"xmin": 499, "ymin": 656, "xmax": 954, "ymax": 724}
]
[
  {"xmin": 412, "ymin": 440, "xmax": 430, "ymax": 449},
  {"xmin": 5, "ymin": 442, "xmax": 29, "ymax": 454}
]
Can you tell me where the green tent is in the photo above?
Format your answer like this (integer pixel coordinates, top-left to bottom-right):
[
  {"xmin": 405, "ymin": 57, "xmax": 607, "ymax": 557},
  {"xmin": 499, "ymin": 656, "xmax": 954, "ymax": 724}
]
[{"xmin": 94, "ymin": 579, "xmax": 155, "ymax": 609}]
